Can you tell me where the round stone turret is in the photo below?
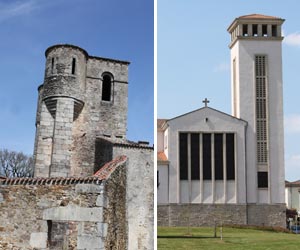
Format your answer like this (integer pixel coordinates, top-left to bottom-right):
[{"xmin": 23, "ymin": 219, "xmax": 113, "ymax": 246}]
[{"xmin": 42, "ymin": 44, "xmax": 86, "ymax": 120}]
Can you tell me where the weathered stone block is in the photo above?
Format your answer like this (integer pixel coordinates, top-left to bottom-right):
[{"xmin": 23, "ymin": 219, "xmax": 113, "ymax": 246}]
[
  {"xmin": 30, "ymin": 232, "xmax": 47, "ymax": 249},
  {"xmin": 96, "ymin": 193, "xmax": 107, "ymax": 207},
  {"xmin": 76, "ymin": 183, "xmax": 104, "ymax": 194},
  {"xmin": 77, "ymin": 235, "xmax": 104, "ymax": 250},
  {"xmin": 43, "ymin": 205, "xmax": 103, "ymax": 222},
  {"xmin": 96, "ymin": 222, "xmax": 108, "ymax": 237}
]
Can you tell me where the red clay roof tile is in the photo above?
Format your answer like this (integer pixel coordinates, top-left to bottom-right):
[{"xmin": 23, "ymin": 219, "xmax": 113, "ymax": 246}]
[{"xmin": 157, "ymin": 151, "xmax": 168, "ymax": 162}]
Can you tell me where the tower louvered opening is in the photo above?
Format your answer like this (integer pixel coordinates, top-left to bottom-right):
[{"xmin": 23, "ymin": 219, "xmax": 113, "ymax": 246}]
[{"xmin": 255, "ymin": 55, "xmax": 268, "ymax": 164}]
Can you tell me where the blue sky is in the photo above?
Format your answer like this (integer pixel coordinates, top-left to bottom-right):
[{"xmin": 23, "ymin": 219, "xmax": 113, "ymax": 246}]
[
  {"xmin": 0, "ymin": 0, "xmax": 154, "ymax": 154},
  {"xmin": 158, "ymin": 0, "xmax": 300, "ymax": 181}
]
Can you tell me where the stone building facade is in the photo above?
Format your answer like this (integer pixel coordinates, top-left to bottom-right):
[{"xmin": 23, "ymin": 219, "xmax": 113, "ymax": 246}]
[{"xmin": 0, "ymin": 44, "xmax": 153, "ymax": 250}]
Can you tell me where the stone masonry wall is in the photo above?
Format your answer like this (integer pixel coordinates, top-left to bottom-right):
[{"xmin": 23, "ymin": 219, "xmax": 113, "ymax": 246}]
[
  {"xmin": 50, "ymin": 98, "xmax": 74, "ymax": 177},
  {"xmin": 247, "ymin": 204, "xmax": 286, "ymax": 227},
  {"xmin": 70, "ymin": 61, "xmax": 128, "ymax": 176},
  {"xmin": 0, "ymin": 171, "xmax": 127, "ymax": 250},
  {"xmin": 158, "ymin": 203, "xmax": 286, "ymax": 227},
  {"xmin": 95, "ymin": 139, "xmax": 113, "ymax": 173},
  {"xmin": 34, "ymin": 101, "xmax": 55, "ymax": 177},
  {"xmin": 104, "ymin": 159, "xmax": 127, "ymax": 249},
  {"xmin": 158, "ymin": 204, "xmax": 247, "ymax": 227},
  {"xmin": 113, "ymin": 145, "xmax": 154, "ymax": 250}
]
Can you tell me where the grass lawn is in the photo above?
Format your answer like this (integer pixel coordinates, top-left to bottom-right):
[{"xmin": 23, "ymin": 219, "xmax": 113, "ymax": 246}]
[{"xmin": 158, "ymin": 226, "xmax": 300, "ymax": 250}]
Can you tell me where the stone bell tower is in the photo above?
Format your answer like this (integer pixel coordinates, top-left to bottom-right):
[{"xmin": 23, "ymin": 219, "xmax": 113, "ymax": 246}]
[
  {"xmin": 227, "ymin": 14, "xmax": 285, "ymax": 205},
  {"xmin": 33, "ymin": 44, "xmax": 129, "ymax": 178}
]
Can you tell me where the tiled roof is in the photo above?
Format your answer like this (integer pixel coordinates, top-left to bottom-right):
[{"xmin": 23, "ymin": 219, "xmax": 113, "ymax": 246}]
[
  {"xmin": 94, "ymin": 155, "xmax": 127, "ymax": 179},
  {"xmin": 157, "ymin": 119, "xmax": 168, "ymax": 130},
  {"xmin": 0, "ymin": 176, "xmax": 101, "ymax": 186},
  {"xmin": 113, "ymin": 142, "xmax": 154, "ymax": 150},
  {"xmin": 96, "ymin": 136, "xmax": 153, "ymax": 150},
  {"xmin": 286, "ymin": 180, "xmax": 300, "ymax": 187},
  {"xmin": 238, "ymin": 14, "xmax": 282, "ymax": 20},
  {"xmin": 157, "ymin": 151, "xmax": 168, "ymax": 162},
  {"xmin": 0, "ymin": 155, "xmax": 127, "ymax": 186}
]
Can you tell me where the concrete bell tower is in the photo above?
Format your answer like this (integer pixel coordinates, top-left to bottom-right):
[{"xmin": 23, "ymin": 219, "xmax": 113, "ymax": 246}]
[{"xmin": 228, "ymin": 14, "xmax": 285, "ymax": 205}]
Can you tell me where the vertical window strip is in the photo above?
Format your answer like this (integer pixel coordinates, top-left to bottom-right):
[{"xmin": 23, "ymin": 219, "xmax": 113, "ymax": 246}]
[
  {"xmin": 179, "ymin": 133, "xmax": 188, "ymax": 180},
  {"xmin": 214, "ymin": 133, "xmax": 224, "ymax": 180},
  {"xmin": 226, "ymin": 133, "xmax": 235, "ymax": 180},
  {"xmin": 191, "ymin": 133, "xmax": 200, "ymax": 180},
  {"xmin": 233, "ymin": 58, "xmax": 237, "ymax": 116},
  {"xmin": 255, "ymin": 55, "xmax": 268, "ymax": 164},
  {"xmin": 203, "ymin": 133, "xmax": 212, "ymax": 180}
]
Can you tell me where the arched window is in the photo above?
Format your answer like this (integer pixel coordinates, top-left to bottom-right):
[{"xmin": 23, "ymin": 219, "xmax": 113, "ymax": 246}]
[{"xmin": 102, "ymin": 73, "xmax": 113, "ymax": 101}]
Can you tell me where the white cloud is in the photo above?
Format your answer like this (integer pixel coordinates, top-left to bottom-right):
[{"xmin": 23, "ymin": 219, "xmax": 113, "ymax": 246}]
[
  {"xmin": 285, "ymin": 114, "xmax": 300, "ymax": 134},
  {"xmin": 213, "ymin": 62, "xmax": 230, "ymax": 73},
  {"xmin": 284, "ymin": 32, "xmax": 300, "ymax": 47},
  {"xmin": 0, "ymin": 0, "xmax": 43, "ymax": 22}
]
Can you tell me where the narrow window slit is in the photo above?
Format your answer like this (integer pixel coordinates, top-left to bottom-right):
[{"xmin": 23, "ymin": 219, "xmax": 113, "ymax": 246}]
[
  {"xmin": 72, "ymin": 58, "xmax": 76, "ymax": 75},
  {"xmin": 51, "ymin": 58, "xmax": 54, "ymax": 74}
]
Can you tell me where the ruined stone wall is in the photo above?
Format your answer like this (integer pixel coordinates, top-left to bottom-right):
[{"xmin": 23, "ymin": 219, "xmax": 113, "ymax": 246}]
[
  {"xmin": 104, "ymin": 159, "xmax": 127, "ymax": 250},
  {"xmin": 158, "ymin": 204, "xmax": 286, "ymax": 228},
  {"xmin": 113, "ymin": 145, "xmax": 154, "ymax": 250},
  {"xmin": 0, "ymin": 168, "xmax": 127, "ymax": 250},
  {"xmin": 95, "ymin": 139, "xmax": 113, "ymax": 173}
]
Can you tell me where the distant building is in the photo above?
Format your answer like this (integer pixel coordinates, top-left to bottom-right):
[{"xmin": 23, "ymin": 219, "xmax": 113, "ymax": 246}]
[
  {"xmin": 158, "ymin": 14, "xmax": 286, "ymax": 227},
  {"xmin": 286, "ymin": 180, "xmax": 300, "ymax": 211}
]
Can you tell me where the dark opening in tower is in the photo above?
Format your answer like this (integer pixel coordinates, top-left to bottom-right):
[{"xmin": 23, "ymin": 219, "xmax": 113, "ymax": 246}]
[
  {"xmin": 71, "ymin": 58, "xmax": 76, "ymax": 75},
  {"xmin": 102, "ymin": 74, "xmax": 112, "ymax": 101}
]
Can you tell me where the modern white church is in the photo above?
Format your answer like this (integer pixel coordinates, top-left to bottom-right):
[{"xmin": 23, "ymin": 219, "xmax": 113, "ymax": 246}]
[{"xmin": 157, "ymin": 14, "xmax": 286, "ymax": 227}]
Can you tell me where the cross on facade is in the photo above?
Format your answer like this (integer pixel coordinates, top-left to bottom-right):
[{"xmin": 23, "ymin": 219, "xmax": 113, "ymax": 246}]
[{"xmin": 202, "ymin": 98, "xmax": 210, "ymax": 107}]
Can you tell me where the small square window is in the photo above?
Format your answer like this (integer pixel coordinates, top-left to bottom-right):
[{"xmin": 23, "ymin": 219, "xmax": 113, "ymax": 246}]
[{"xmin": 258, "ymin": 172, "xmax": 268, "ymax": 188}]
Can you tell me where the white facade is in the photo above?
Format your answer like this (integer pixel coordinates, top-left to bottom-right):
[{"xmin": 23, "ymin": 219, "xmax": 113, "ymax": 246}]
[
  {"xmin": 228, "ymin": 14, "xmax": 285, "ymax": 204},
  {"xmin": 158, "ymin": 14, "xmax": 286, "ymax": 211},
  {"xmin": 157, "ymin": 108, "xmax": 247, "ymax": 204},
  {"xmin": 285, "ymin": 181, "xmax": 300, "ymax": 211}
]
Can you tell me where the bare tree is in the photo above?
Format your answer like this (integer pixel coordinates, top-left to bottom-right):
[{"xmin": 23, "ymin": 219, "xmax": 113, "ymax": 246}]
[{"xmin": 0, "ymin": 149, "xmax": 34, "ymax": 178}]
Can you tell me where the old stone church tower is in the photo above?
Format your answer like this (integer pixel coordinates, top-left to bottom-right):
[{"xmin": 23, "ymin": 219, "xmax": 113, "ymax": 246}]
[
  {"xmin": 0, "ymin": 44, "xmax": 153, "ymax": 250},
  {"xmin": 34, "ymin": 44, "xmax": 130, "ymax": 178}
]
